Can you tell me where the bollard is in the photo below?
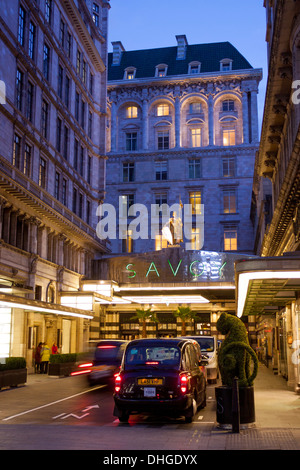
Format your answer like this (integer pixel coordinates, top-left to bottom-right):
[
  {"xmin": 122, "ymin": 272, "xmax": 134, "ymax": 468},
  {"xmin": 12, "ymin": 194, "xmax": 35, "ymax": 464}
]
[{"xmin": 232, "ymin": 376, "xmax": 240, "ymax": 433}]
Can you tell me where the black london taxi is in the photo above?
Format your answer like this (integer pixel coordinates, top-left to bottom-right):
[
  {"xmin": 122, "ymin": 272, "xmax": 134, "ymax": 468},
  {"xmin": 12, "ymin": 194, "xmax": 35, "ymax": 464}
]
[
  {"xmin": 113, "ymin": 338, "xmax": 207, "ymax": 423},
  {"xmin": 71, "ymin": 339, "xmax": 128, "ymax": 386}
]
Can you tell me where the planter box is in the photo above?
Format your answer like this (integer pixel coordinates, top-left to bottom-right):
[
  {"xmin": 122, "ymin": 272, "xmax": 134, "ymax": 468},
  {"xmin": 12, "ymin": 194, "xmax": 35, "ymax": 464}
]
[
  {"xmin": 0, "ymin": 368, "xmax": 27, "ymax": 389},
  {"xmin": 215, "ymin": 385, "xmax": 255, "ymax": 425},
  {"xmin": 48, "ymin": 362, "xmax": 75, "ymax": 377}
]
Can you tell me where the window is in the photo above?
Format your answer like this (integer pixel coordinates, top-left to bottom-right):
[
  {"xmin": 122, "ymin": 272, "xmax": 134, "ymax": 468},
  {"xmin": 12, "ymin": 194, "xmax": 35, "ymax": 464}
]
[
  {"xmin": 190, "ymin": 227, "xmax": 201, "ymax": 250},
  {"xmin": 126, "ymin": 132, "xmax": 137, "ymax": 151},
  {"xmin": 223, "ymin": 129, "xmax": 235, "ymax": 146},
  {"xmin": 155, "ymin": 161, "xmax": 167, "ymax": 180},
  {"xmin": 13, "ymin": 134, "xmax": 21, "ymax": 169},
  {"xmin": 191, "ymin": 127, "xmax": 201, "ymax": 147},
  {"xmin": 45, "ymin": 0, "xmax": 52, "ymax": 23},
  {"xmin": 124, "ymin": 69, "xmax": 136, "ymax": 80},
  {"xmin": 82, "ymin": 60, "xmax": 87, "ymax": 84},
  {"xmin": 86, "ymin": 200, "xmax": 91, "ymax": 225},
  {"xmin": 224, "ymin": 229, "xmax": 237, "ymax": 251},
  {"xmin": 41, "ymin": 100, "xmax": 48, "ymax": 138},
  {"xmin": 76, "ymin": 49, "xmax": 81, "ymax": 75},
  {"xmin": 189, "ymin": 159, "xmax": 201, "ymax": 179},
  {"xmin": 58, "ymin": 65, "xmax": 63, "ymax": 99},
  {"xmin": 120, "ymin": 194, "xmax": 135, "ymax": 217},
  {"xmin": 28, "ymin": 22, "xmax": 36, "ymax": 60},
  {"xmin": 189, "ymin": 102, "xmax": 202, "ymax": 114},
  {"xmin": 222, "ymin": 100, "xmax": 235, "ymax": 112},
  {"xmin": 74, "ymin": 139, "xmax": 79, "ymax": 170},
  {"xmin": 155, "ymin": 193, "xmax": 168, "ymax": 216},
  {"xmin": 126, "ymin": 106, "xmax": 138, "ymax": 118},
  {"xmin": 55, "ymin": 171, "xmax": 60, "ymax": 199},
  {"xmin": 88, "ymin": 111, "xmax": 93, "ymax": 139},
  {"xmin": 43, "ymin": 44, "xmax": 50, "ymax": 80},
  {"xmin": 39, "ymin": 157, "xmax": 47, "ymax": 188},
  {"xmin": 157, "ymin": 131, "xmax": 169, "ymax": 150},
  {"xmin": 157, "ymin": 104, "xmax": 169, "ymax": 116},
  {"xmin": 122, "ymin": 230, "xmax": 133, "ymax": 253},
  {"xmin": 16, "ymin": 69, "xmax": 23, "ymax": 111},
  {"xmin": 65, "ymin": 76, "xmax": 70, "ymax": 108},
  {"xmin": 220, "ymin": 59, "xmax": 232, "ymax": 72},
  {"xmin": 155, "ymin": 234, "xmax": 168, "ymax": 251},
  {"xmin": 72, "ymin": 187, "xmax": 77, "ymax": 214},
  {"xmin": 26, "ymin": 81, "xmax": 34, "ymax": 122},
  {"xmin": 56, "ymin": 117, "xmax": 62, "ymax": 152},
  {"xmin": 63, "ymin": 125, "xmax": 69, "ymax": 160},
  {"xmin": 66, "ymin": 32, "xmax": 72, "ymax": 58},
  {"xmin": 123, "ymin": 162, "xmax": 135, "ymax": 182},
  {"xmin": 89, "ymin": 73, "xmax": 94, "ymax": 95},
  {"xmin": 75, "ymin": 92, "xmax": 80, "ymax": 121},
  {"xmin": 79, "ymin": 193, "xmax": 83, "ymax": 219},
  {"xmin": 92, "ymin": 3, "xmax": 100, "ymax": 27},
  {"xmin": 87, "ymin": 156, "xmax": 92, "ymax": 184},
  {"xmin": 222, "ymin": 158, "xmax": 235, "ymax": 177},
  {"xmin": 223, "ymin": 189, "xmax": 236, "ymax": 213},
  {"xmin": 24, "ymin": 143, "xmax": 31, "ymax": 177},
  {"xmin": 81, "ymin": 99, "xmax": 85, "ymax": 129},
  {"xmin": 80, "ymin": 146, "xmax": 84, "ymax": 176},
  {"xmin": 188, "ymin": 62, "xmax": 201, "ymax": 74},
  {"xmin": 189, "ymin": 191, "xmax": 202, "ymax": 215},
  {"xmin": 62, "ymin": 178, "xmax": 67, "ymax": 205},
  {"xmin": 18, "ymin": 6, "xmax": 26, "ymax": 46},
  {"xmin": 155, "ymin": 64, "xmax": 168, "ymax": 77},
  {"xmin": 59, "ymin": 20, "xmax": 65, "ymax": 47}
]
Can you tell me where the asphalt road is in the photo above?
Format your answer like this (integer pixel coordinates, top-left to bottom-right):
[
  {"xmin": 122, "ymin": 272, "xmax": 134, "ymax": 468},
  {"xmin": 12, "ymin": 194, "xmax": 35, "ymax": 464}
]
[{"xmin": 0, "ymin": 374, "xmax": 217, "ymax": 451}]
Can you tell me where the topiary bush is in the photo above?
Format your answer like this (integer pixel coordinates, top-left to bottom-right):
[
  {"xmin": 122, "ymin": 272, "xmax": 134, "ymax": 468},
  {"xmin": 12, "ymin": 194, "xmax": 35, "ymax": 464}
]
[{"xmin": 217, "ymin": 312, "xmax": 258, "ymax": 387}]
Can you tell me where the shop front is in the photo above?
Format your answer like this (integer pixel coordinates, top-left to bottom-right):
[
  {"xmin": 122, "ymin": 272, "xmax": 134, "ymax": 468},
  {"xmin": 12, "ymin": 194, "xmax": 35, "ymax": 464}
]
[{"xmin": 235, "ymin": 254, "xmax": 300, "ymax": 393}]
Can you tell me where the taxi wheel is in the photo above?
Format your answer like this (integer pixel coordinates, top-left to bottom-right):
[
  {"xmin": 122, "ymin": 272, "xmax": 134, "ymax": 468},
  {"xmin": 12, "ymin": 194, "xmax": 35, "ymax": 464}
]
[
  {"xmin": 185, "ymin": 397, "xmax": 197, "ymax": 423},
  {"xmin": 119, "ymin": 410, "xmax": 130, "ymax": 422}
]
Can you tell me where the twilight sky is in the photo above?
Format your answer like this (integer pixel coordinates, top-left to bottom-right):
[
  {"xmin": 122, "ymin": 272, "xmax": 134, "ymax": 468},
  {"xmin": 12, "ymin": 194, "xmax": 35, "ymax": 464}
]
[{"xmin": 107, "ymin": 0, "xmax": 268, "ymax": 133}]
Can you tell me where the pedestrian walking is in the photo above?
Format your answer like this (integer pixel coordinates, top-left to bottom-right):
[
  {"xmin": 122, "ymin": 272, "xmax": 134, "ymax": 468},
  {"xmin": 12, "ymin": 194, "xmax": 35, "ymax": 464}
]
[
  {"xmin": 35, "ymin": 342, "xmax": 43, "ymax": 374},
  {"xmin": 41, "ymin": 342, "xmax": 51, "ymax": 374}
]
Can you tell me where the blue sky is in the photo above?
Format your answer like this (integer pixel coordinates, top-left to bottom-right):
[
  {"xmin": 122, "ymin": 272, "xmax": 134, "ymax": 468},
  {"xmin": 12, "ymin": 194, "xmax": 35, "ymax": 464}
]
[{"xmin": 107, "ymin": 0, "xmax": 268, "ymax": 130}]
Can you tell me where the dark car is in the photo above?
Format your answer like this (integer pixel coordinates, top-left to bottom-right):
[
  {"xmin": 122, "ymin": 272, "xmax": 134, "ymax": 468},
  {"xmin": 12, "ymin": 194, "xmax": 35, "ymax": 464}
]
[
  {"xmin": 113, "ymin": 338, "xmax": 207, "ymax": 423},
  {"xmin": 71, "ymin": 339, "xmax": 128, "ymax": 386}
]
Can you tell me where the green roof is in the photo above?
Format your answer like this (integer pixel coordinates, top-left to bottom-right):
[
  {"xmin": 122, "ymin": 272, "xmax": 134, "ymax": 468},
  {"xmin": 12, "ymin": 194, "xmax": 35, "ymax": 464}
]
[{"xmin": 108, "ymin": 41, "xmax": 253, "ymax": 81}]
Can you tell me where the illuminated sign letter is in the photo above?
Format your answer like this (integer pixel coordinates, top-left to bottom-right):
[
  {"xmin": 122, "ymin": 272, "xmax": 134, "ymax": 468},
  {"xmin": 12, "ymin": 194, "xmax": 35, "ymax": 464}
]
[
  {"xmin": 189, "ymin": 260, "xmax": 204, "ymax": 278},
  {"xmin": 168, "ymin": 259, "xmax": 182, "ymax": 277},
  {"xmin": 126, "ymin": 263, "xmax": 136, "ymax": 279},
  {"xmin": 96, "ymin": 203, "xmax": 116, "ymax": 240},
  {"xmin": 146, "ymin": 262, "xmax": 160, "ymax": 277}
]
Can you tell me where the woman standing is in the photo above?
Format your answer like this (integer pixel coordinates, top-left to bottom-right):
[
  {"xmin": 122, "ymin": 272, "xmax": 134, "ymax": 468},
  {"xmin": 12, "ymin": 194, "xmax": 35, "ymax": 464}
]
[{"xmin": 35, "ymin": 342, "xmax": 43, "ymax": 374}]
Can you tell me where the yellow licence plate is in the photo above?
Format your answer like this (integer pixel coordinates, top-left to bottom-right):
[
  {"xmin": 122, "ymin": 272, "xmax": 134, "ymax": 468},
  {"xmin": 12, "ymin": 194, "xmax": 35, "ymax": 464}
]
[{"xmin": 138, "ymin": 378, "xmax": 163, "ymax": 386}]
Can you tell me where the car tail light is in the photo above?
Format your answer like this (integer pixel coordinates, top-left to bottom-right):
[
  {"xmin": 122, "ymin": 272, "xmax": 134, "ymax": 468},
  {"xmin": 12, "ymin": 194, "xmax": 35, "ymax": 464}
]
[
  {"xmin": 180, "ymin": 374, "xmax": 188, "ymax": 393},
  {"xmin": 114, "ymin": 373, "xmax": 122, "ymax": 392},
  {"xmin": 70, "ymin": 362, "xmax": 93, "ymax": 376},
  {"xmin": 145, "ymin": 361, "xmax": 159, "ymax": 365},
  {"xmin": 79, "ymin": 362, "xmax": 93, "ymax": 368},
  {"xmin": 97, "ymin": 345, "xmax": 116, "ymax": 349}
]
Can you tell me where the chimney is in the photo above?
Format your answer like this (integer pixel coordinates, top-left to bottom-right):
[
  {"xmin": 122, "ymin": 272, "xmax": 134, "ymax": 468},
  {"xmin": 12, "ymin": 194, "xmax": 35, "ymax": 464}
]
[
  {"xmin": 176, "ymin": 35, "xmax": 188, "ymax": 60},
  {"xmin": 111, "ymin": 41, "xmax": 125, "ymax": 66}
]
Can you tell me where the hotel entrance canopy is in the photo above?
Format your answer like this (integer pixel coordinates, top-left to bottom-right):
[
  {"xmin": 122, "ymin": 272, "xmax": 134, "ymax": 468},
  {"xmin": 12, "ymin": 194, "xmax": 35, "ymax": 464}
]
[
  {"xmin": 90, "ymin": 248, "xmax": 255, "ymax": 307},
  {"xmin": 236, "ymin": 254, "xmax": 300, "ymax": 318}
]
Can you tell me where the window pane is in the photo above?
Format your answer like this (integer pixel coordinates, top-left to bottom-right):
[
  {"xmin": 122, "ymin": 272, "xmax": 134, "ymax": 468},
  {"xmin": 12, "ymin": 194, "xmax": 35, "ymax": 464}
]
[
  {"xmin": 157, "ymin": 104, "xmax": 169, "ymax": 116},
  {"xmin": 223, "ymin": 129, "xmax": 235, "ymax": 146},
  {"xmin": 191, "ymin": 128, "xmax": 201, "ymax": 147},
  {"xmin": 224, "ymin": 230, "xmax": 237, "ymax": 251}
]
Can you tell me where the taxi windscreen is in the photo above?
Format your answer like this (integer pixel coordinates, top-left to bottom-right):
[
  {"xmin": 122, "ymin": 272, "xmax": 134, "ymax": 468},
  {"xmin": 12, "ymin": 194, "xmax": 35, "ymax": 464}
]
[{"xmin": 125, "ymin": 345, "xmax": 181, "ymax": 368}]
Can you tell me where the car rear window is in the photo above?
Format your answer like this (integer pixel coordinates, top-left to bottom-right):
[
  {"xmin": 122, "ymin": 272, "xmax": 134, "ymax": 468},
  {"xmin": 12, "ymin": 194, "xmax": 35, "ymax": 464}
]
[
  {"xmin": 196, "ymin": 337, "xmax": 215, "ymax": 352},
  {"xmin": 94, "ymin": 344, "xmax": 122, "ymax": 362},
  {"xmin": 125, "ymin": 345, "xmax": 180, "ymax": 367}
]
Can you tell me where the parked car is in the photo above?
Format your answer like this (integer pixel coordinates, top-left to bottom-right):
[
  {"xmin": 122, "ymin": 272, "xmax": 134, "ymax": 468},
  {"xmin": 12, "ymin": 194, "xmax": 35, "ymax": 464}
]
[
  {"xmin": 71, "ymin": 339, "xmax": 128, "ymax": 386},
  {"xmin": 113, "ymin": 338, "xmax": 207, "ymax": 423},
  {"xmin": 182, "ymin": 336, "xmax": 218, "ymax": 383}
]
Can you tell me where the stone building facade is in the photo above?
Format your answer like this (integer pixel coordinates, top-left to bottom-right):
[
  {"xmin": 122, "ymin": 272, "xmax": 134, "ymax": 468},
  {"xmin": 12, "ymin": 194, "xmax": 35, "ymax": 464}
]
[
  {"xmin": 105, "ymin": 37, "xmax": 263, "ymax": 255},
  {"xmin": 0, "ymin": 0, "xmax": 110, "ymax": 367},
  {"xmin": 248, "ymin": 0, "xmax": 300, "ymax": 391}
]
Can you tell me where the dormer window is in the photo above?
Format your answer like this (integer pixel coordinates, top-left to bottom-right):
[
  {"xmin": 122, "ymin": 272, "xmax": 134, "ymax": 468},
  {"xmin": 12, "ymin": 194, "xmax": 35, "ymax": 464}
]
[
  {"xmin": 188, "ymin": 61, "xmax": 201, "ymax": 74},
  {"xmin": 157, "ymin": 104, "xmax": 169, "ymax": 116},
  {"xmin": 124, "ymin": 67, "xmax": 136, "ymax": 80},
  {"xmin": 155, "ymin": 64, "xmax": 168, "ymax": 78},
  {"xmin": 220, "ymin": 59, "xmax": 233, "ymax": 72}
]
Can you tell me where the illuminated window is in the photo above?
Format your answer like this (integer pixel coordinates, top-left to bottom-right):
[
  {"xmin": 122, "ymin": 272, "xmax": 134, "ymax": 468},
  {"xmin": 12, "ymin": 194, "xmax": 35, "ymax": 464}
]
[
  {"xmin": 155, "ymin": 234, "xmax": 168, "ymax": 250},
  {"xmin": 191, "ymin": 128, "xmax": 201, "ymax": 147},
  {"xmin": 124, "ymin": 68, "xmax": 136, "ymax": 80},
  {"xmin": 224, "ymin": 229, "xmax": 237, "ymax": 251},
  {"xmin": 157, "ymin": 104, "xmax": 169, "ymax": 116},
  {"xmin": 126, "ymin": 106, "xmax": 138, "ymax": 118},
  {"xmin": 155, "ymin": 64, "xmax": 168, "ymax": 77},
  {"xmin": 223, "ymin": 189, "xmax": 236, "ymax": 213},
  {"xmin": 190, "ymin": 228, "xmax": 201, "ymax": 250},
  {"xmin": 189, "ymin": 191, "xmax": 202, "ymax": 214},
  {"xmin": 122, "ymin": 230, "xmax": 133, "ymax": 253},
  {"xmin": 223, "ymin": 129, "xmax": 235, "ymax": 146}
]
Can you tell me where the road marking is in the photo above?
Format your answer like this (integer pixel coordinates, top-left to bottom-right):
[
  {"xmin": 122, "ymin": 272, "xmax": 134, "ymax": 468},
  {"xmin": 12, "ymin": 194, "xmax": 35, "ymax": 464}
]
[
  {"xmin": 2, "ymin": 384, "xmax": 105, "ymax": 421},
  {"xmin": 61, "ymin": 413, "xmax": 90, "ymax": 420}
]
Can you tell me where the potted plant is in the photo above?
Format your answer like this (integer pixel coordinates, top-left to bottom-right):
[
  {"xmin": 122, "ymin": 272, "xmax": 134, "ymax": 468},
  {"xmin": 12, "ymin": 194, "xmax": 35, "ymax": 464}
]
[
  {"xmin": 0, "ymin": 357, "xmax": 27, "ymax": 389},
  {"xmin": 131, "ymin": 308, "xmax": 159, "ymax": 338},
  {"xmin": 48, "ymin": 353, "xmax": 77, "ymax": 377},
  {"xmin": 215, "ymin": 312, "xmax": 258, "ymax": 427}
]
